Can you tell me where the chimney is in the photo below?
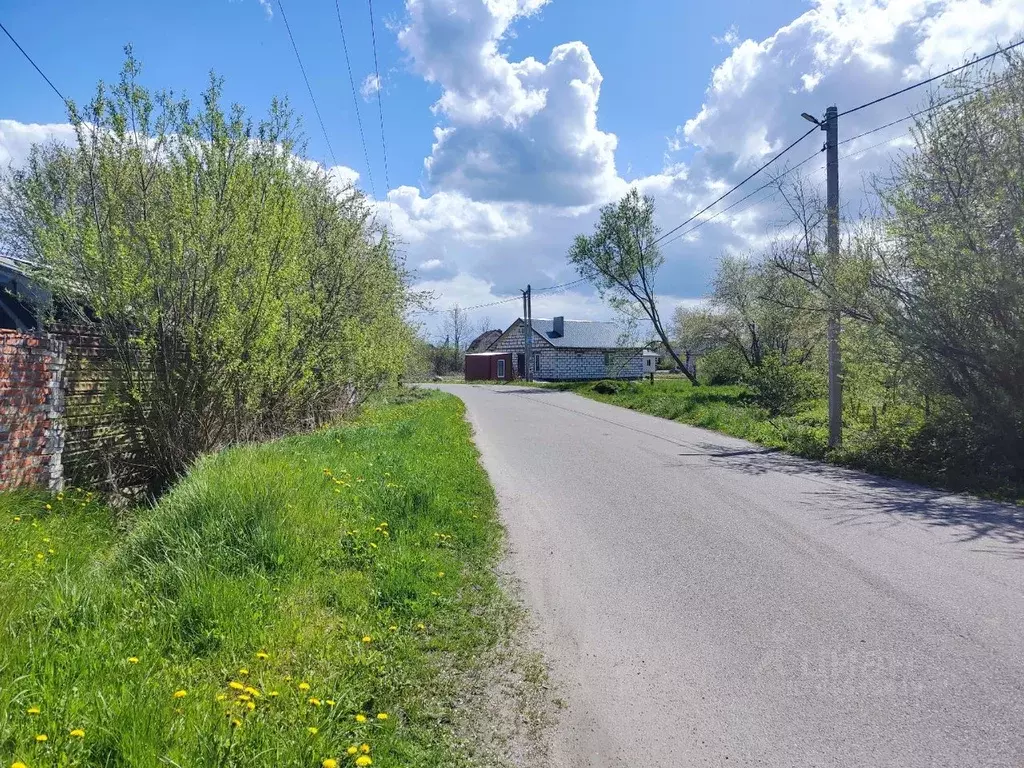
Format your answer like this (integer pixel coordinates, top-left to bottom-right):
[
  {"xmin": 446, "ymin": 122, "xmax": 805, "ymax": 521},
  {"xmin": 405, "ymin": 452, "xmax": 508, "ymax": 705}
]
[{"xmin": 552, "ymin": 316, "xmax": 564, "ymax": 338}]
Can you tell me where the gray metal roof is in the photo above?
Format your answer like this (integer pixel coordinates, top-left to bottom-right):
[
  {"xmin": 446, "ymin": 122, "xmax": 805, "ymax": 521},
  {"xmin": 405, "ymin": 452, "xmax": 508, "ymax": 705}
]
[{"xmin": 528, "ymin": 317, "xmax": 628, "ymax": 349}]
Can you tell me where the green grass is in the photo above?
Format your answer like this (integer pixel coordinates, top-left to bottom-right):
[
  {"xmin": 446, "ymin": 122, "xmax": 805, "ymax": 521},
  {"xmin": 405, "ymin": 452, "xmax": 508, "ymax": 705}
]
[
  {"xmin": 546, "ymin": 378, "xmax": 1023, "ymax": 502},
  {"xmin": 0, "ymin": 390, "xmax": 520, "ymax": 767}
]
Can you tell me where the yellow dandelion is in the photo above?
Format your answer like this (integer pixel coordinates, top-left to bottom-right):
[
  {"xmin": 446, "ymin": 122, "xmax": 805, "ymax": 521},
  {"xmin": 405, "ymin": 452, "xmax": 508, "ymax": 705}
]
[
  {"xmin": 35, "ymin": 735, "xmax": 47, "ymax": 743},
  {"xmin": 377, "ymin": 712, "xmax": 388, "ymax": 721},
  {"xmin": 127, "ymin": 657, "xmax": 139, "ymax": 664},
  {"xmin": 237, "ymin": 694, "xmax": 251, "ymax": 702},
  {"xmin": 173, "ymin": 689, "xmax": 187, "ymax": 699},
  {"xmin": 355, "ymin": 756, "xmax": 372, "ymax": 767},
  {"xmin": 228, "ymin": 681, "xmax": 245, "ymax": 691},
  {"xmin": 238, "ymin": 668, "xmax": 249, "ymax": 676},
  {"xmin": 246, "ymin": 701, "xmax": 255, "ymax": 712},
  {"xmin": 322, "ymin": 760, "xmax": 339, "ymax": 768},
  {"xmin": 307, "ymin": 727, "xmax": 319, "ymax": 735},
  {"xmin": 268, "ymin": 691, "xmax": 279, "ymax": 697},
  {"xmin": 361, "ymin": 636, "xmax": 372, "ymax": 644},
  {"xmin": 325, "ymin": 699, "xmax": 336, "ymax": 707},
  {"xmin": 44, "ymin": 504, "xmax": 51, "ymax": 511},
  {"xmin": 347, "ymin": 746, "xmax": 359, "ymax": 755},
  {"xmin": 359, "ymin": 744, "xmax": 370, "ymax": 754},
  {"xmin": 308, "ymin": 697, "xmax": 322, "ymax": 706},
  {"xmin": 231, "ymin": 718, "xmax": 242, "ymax": 728},
  {"xmin": 69, "ymin": 729, "xmax": 85, "ymax": 738},
  {"xmin": 298, "ymin": 682, "xmax": 310, "ymax": 691},
  {"xmin": 438, "ymin": 571, "xmax": 445, "ymax": 577},
  {"xmin": 244, "ymin": 687, "xmax": 260, "ymax": 697},
  {"xmin": 35, "ymin": 554, "xmax": 44, "ymax": 560},
  {"xmin": 355, "ymin": 713, "xmax": 367, "ymax": 723},
  {"xmin": 284, "ymin": 675, "xmax": 293, "ymax": 681},
  {"xmin": 388, "ymin": 625, "xmax": 398, "ymax": 632},
  {"xmin": 26, "ymin": 706, "xmax": 40, "ymax": 715},
  {"xmin": 12, "ymin": 516, "xmax": 20, "ymax": 522},
  {"xmin": 416, "ymin": 623, "xmax": 426, "ymax": 631},
  {"xmin": 12, "ymin": 762, "xmax": 27, "ymax": 768},
  {"xmin": 216, "ymin": 694, "xmax": 228, "ymax": 702},
  {"xmin": 255, "ymin": 651, "xmax": 269, "ymax": 660}
]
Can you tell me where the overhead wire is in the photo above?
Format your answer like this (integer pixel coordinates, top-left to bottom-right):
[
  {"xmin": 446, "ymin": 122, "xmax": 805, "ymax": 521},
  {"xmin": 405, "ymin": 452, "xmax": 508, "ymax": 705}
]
[
  {"xmin": 366, "ymin": 0, "xmax": 391, "ymax": 194},
  {"xmin": 0, "ymin": 20, "xmax": 67, "ymax": 104},
  {"xmin": 276, "ymin": 0, "xmax": 338, "ymax": 165},
  {"xmin": 334, "ymin": 0, "xmax": 376, "ymax": 199}
]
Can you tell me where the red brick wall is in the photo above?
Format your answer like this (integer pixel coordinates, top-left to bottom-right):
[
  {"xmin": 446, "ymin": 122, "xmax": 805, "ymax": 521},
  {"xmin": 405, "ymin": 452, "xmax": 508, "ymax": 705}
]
[{"xmin": 0, "ymin": 330, "xmax": 66, "ymax": 491}]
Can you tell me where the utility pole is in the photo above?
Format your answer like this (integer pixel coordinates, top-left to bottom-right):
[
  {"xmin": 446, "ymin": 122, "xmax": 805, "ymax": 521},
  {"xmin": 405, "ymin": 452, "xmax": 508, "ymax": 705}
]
[
  {"xmin": 521, "ymin": 284, "xmax": 533, "ymax": 381},
  {"xmin": 802, "ymin": 105, "xmax": 842, "ymax": 448}
]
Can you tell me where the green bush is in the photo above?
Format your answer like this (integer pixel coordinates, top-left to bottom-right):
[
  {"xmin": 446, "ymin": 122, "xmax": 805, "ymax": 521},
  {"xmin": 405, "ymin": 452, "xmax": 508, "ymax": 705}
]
[
  {"xmin": 697, "ymin": 348, "xmax": 747, "ymax": 385},
  {"xmin": 743, "ymin": 357, "xmax": 819, "ymax": 417}
]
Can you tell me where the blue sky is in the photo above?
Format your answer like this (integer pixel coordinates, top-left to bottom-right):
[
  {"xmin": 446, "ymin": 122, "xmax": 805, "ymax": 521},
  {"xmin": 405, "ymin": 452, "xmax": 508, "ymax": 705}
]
[{"xmin": 2, "ymin": 0, "xmax": 1023, "ymax": 334}]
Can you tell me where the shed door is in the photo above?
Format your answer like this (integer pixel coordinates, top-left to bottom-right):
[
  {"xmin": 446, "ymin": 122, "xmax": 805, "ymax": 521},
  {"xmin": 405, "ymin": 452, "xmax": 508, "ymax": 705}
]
[
  {"xmin": 497, "ymin": 359, "xmax": 506, "ymax": 379},
  {"xmin": 516, "ymin": 353, "xmax": 525, "ymax": 377}
]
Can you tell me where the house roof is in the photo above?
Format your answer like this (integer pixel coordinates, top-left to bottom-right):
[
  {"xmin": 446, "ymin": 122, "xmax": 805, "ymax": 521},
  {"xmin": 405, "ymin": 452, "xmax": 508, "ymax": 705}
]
[
  {"xmin": 466, "ymin": 329, "xmax": 502, "ymax": 354},
  {"xmin": 527, "ymin": 317, "xmax": 627, "ymax": 349}
]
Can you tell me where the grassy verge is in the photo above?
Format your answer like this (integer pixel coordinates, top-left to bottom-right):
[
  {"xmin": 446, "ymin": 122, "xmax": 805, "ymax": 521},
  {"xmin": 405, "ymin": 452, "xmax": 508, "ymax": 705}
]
[
  {"xmin": 0, "ymin": 390, "xmax": 540, "ymax": 767},
  {"xmin": 544, "ymin": 378, "xmax": 1023, "ymax": 502}
]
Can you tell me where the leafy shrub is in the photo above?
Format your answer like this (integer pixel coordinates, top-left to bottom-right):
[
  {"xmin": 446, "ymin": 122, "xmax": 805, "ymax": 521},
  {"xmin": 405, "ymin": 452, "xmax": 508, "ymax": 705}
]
[
  {"xmin": 743, "ymin": 356, "xmax": 819, "ymax": 417},
  {"xmin": 593, "ymin": 379, "xmax": 625, "ymax": 395},
  {"xmin": 698, "ymin": 348, "xmax": 747, "ymax": 385}
]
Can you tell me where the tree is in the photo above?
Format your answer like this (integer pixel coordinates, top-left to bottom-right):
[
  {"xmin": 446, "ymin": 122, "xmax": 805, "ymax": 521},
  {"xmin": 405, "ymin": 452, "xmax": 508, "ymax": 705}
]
[
  {"xmin": 568, "ymin": 188, "xmax": 699, "ymax": 384},
  {"xmin": 0, "ymin": 50, "xmax": 411, "ymax": 496},
  {"xmin": 867, "ymin": 52, "xmax": 1024, "ymax": 455}
]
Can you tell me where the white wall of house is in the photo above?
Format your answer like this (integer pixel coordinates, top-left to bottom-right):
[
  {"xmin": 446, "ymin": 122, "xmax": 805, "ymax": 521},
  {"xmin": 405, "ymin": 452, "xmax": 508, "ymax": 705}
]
[{"xmin": 489, "ymin": 321, "xmax": 644, "ymax": 380}]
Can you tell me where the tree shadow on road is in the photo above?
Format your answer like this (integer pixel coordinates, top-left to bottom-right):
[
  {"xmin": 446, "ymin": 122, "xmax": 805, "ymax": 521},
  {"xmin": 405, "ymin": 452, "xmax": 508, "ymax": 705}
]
[{"xmin": 698, "ymin": 443, "xmax": 1024, "ymax": 557}]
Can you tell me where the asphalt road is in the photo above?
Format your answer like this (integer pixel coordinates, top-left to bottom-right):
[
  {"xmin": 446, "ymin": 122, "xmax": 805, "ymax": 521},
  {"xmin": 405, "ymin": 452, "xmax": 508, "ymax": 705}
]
[{"xmin": 433, "ymin": 384, "xmax": 1024, "ymax": 768}]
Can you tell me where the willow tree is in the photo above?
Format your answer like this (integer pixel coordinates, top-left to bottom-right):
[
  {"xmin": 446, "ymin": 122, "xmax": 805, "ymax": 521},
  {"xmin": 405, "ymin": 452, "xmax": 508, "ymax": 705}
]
[{"xmin": 0, "ymin": 50, "xmax": 411, "ymax": 495}]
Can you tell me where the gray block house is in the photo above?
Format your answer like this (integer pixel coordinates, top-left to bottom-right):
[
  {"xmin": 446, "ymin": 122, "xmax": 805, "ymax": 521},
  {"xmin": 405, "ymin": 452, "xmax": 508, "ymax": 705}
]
[{"xmin": 484, "ymin": 316, "xmax": 655, "ymax": 380}]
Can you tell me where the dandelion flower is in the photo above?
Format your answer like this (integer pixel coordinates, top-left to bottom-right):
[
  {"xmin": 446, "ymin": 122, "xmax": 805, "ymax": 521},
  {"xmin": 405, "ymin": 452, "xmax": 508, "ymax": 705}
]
[
  {"xmin": 388, "ymin": 625, "xmax": 398, "ymax": 632},
  {"xmin": 69, "ymin": 729, "xmax": 85, "ymax": 738},
  {"xmin": 347, "ymin": 746, "xmax": 358, "ymax": 755},
  {"xmin": 26, "ymin": 706, "xmax": 40, "ymax": 715},
  {"xmin": 238, "ymin": 668, "xmax": 249, "ymax": 676},
  {"xmin": 322, "ymin": 760, "xmax": 339, "ymax": 768},
  {"xmin": 359, "ymin": 744, "xmax": 370, "ymax": 754},
  {"xmin": 127, "ymin": 657, "xmax": 139, "ymax": 664},
  {"xmin": 12, "ymin": 762, "xmax": 27, "ymax": 768},
  {"xmin": 376, "ymin": 713, "xmax": 388, "ymax": 721},
  {"xmin": 361, "ymin": 636, "xmax": 372, "ymax": 644},
  {"xmin": 244, "ymin": 687, "xmax": 260, "ymax": 697},
  {"xmin": 246, "ymin": 701, "xmax": 255, "ymax": 712},
  {"xmin": 216, "ymin": 694, "xmax": 228, "ymax": 702},
  {"xmin": 255, "ymin": 651, "xmax": 269, "ymax": 660},
  {"xmin": 355, "ymin": 713, "xmax": 367, "ymax": 723},
  {"xmin": 35, "ymin": 735, "xmax": 47, "ymax": 743},
  {"xmin": 355, "ymin": 756, "xmax": 372, "ymax": 766},
  {"xmin": 12, "ymin": 516, "xmax": 20, "ymax": 522},
  {"xmin": 173, "ymin": 690, "xmax": 187, "ymax": 699},
  {"xmin": 231, "ymin": 718, "xmax": 242, "ymax": 728},
  {"xmin": 237, "ymin": 694, "xmax": 251, "ymax": 702},
  {"xmin": 307, "ymin": 727, "xmax": 319, "ymax": 735},
  {"xmin": 44, "ymin": 504, "xmax": 52, "ymax": 511},
  {"xmin": 325, "ymin": 699, "xmax": 336, "ymax": 707},
  {"xmin": 268, "ymin": 691, "xmax": 279, "ymax": 697},
  {"xmin": 298, "ymin": 682, "xmax": 310, "ymax": 691},
  {"xmin": 229, "ymin": 681, "xmax": 245, "ymax": 691},
  {"xmin": 308, "ymin": 697, "xmax": 322, "ymax": 706},
  {"xmin": 416, "ymin": 623, "xmax": 426, "ymax": 631}
]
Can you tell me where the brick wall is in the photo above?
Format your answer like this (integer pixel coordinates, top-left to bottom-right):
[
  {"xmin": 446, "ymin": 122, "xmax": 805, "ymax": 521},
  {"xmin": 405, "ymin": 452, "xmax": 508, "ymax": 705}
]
[
  {"xmin": 0, "ymin": 330, "xmax": 66, "ymax": 491},
  {"xmin": 490, "ymin": 321, "xmax": 645, "ymax": 380}
]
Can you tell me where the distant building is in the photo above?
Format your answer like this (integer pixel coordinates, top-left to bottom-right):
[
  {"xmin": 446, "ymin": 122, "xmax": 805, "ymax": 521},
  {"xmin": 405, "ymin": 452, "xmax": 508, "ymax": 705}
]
[
  {"xmin": 475, "ymin": 315, "xmax": 651, "ymax": 380},
  {"xmin": 466, "ymin": 328, "xmax": 502, "ymax": 354}
]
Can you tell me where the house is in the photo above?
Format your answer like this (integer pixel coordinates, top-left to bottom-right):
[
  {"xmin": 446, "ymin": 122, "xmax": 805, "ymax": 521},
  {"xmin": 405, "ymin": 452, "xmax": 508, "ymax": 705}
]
[
  {"xmin": 466, "ymin": 328, "xmax": 502, "ymax": 354},
  {"xmin": 482, "ymin": 315, "xmax": 651, "ymax": 380}
]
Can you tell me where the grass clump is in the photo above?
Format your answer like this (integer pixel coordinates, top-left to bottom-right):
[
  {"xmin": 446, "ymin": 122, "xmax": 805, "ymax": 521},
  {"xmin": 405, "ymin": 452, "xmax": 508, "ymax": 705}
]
[{"xmin": 0, "ymin": 390, "xmax": 520, "ymax": 767}]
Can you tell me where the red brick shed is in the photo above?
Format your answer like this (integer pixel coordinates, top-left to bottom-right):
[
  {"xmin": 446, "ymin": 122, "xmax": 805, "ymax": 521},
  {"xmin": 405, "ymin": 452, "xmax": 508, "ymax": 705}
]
[{"xmin": 464, "ymin": 352, "xmax": 513, "ymax": 381}]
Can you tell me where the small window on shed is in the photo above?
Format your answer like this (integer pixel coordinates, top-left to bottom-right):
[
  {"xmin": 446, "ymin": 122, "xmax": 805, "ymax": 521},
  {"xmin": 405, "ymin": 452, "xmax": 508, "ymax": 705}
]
[
  {"xmin": 534, "ymin": 353, "xmax": 541, "ymax": 372},
  {"xmin": 497, "ymin": 359, "xmax": 506, "ymax": 379},
  {"xmin": 603, "ymin": 352, "xmax": 613, "ymax": 366}
]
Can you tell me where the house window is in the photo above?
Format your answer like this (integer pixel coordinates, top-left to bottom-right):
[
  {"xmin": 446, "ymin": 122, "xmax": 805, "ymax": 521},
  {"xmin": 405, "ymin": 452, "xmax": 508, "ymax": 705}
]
[
  {"xmin": 534, "ymin": 353, "xmax": 541, "ymax": 373},
  {"xmin": 603, "ymin": 352, "xmax": 613, "ymax": 366},
  {"xmin": 496, "ymin": 359, "xmax": 506, "ymax": 379}
]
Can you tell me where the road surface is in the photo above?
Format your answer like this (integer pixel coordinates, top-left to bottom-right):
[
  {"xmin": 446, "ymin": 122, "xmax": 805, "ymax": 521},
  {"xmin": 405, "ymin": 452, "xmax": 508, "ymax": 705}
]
[{"xmin": 433, "ymin": 384, "xmax": 1024, "ymax": 768}]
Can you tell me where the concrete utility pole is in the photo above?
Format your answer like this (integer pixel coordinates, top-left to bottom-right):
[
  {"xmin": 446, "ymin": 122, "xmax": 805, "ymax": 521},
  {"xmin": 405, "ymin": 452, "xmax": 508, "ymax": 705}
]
[
  {"xmin": 521, "ymin": 284, "xmax": 533, "ymax": 381},
  {"xmin": 801, "ymin": 105, "xmax": 842, "ymax": 448}
]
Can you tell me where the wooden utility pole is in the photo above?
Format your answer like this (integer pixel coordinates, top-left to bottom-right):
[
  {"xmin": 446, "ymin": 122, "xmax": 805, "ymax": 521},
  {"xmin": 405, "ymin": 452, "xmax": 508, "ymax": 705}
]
[
  {"xmin": 823, "ymin": 105, "xmax": 842, "ymax": 449},
  {"xmin": 521, "ymin": 284, "xmax": 533, "ymax": 381}
]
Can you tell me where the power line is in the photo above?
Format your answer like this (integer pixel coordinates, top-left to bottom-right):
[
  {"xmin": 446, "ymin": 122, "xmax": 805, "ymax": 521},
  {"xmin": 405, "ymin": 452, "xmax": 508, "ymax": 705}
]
[
  {"xmin": 334, "ymin": 0, "xmax": 376, "ymax": 199},
  {"xmin": 652, "ymin": 126, "xmax": 818, "ymax": 246},
  {"xmin": 446, "ymin": 278, "xmax": 588, "ymax": 313},
  {"xmin": 0, "ymin": 20, "xmax": 67, "ymax": 104},
  {"xmin": 276, "ymin": 0, "xmax": 338, "ymax": 166},
  {"xmin": 366, "ymin": 0, "xmax": 391, "ymax": 193},
  {"xmin": 837, "ymin": 38, "xmax": 1023, "ymax": 118},
  {"xmin": 659, "ymin": 58, "xmax": 1013, "ymax": 252}
]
